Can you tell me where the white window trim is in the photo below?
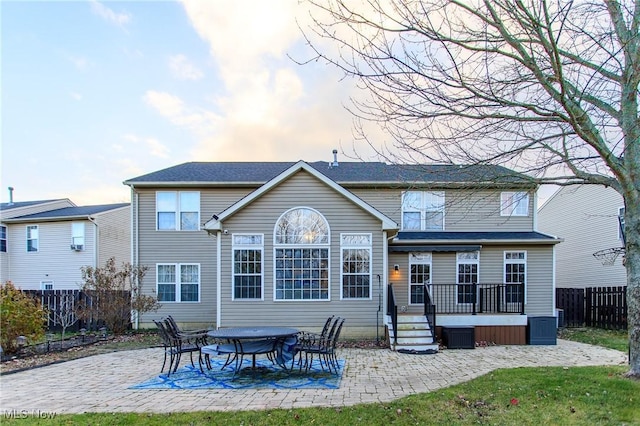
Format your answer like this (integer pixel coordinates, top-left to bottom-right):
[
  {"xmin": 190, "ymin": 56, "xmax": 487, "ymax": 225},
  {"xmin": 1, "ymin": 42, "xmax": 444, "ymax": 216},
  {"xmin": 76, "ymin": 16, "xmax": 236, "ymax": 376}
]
[
  {"xmin": 156, "ymin": 263, "xmax": 201, "ymax": 303},
  {"xmin": 0, "ymin": 225, "xmax": 6, "ymax": 252},
  {"xmin": 155, "ymin": 191, "xmax": 201, "ymax": 231},
  {"xmin": 500, "ymin": 192, "xmax": 529, "ymax": 216},
  {"xmin": 401, "ymin": 191, "xmax": 445, "ymax": 231},
  {"xmin": 504, "ymin": 250, "xmax": 527, "ymax": 304},
  {"xmin": 40, "ymin": 280, "xmax": 54, "ymax": 290},
  {"xmin": 408, "ymin": 252, "xmax": 432, "ymax": 305},
  {"xmin": 232, "ymin": 233, "xmax": 264, "ymax": 301},
  {"xmin": 71, "ymin": 222, "xmax": 85, "ymax": 250},
  {"xmin": 456, "ymin": 251, "xmax": 479, "ymax": 305},
  {"xmin": 273, "ymin": 207, "xmax": 331, "ymax": 302},
  {"xmin": 26, "ymin": 225, "xmax": 39, "ymax": 253},
  {"xmin": 340, "ymin": 233, "xmax": 372, "ymax": 300}
]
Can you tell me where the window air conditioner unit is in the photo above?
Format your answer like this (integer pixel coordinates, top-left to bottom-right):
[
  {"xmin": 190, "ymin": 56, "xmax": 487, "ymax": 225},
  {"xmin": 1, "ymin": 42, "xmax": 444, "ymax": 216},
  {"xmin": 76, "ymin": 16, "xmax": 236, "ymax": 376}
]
[{"xmin": 70, "ymin": 244, "xmax": 83, "ymax": 251}]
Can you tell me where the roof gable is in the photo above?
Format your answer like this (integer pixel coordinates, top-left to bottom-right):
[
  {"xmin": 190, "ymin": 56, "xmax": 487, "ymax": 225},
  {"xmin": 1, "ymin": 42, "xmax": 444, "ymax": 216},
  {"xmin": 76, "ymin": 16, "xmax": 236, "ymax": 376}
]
[{"xmin": 203, "ymin": 161, "xmax": 397, "ymax": 231}]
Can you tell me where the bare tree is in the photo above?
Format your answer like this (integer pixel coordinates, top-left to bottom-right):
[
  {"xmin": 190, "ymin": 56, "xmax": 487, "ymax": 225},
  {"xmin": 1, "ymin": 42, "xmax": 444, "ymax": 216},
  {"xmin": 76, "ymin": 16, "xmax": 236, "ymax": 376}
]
[
  {"xmin": 51, "ymin": 293, "xmax": 78, "ymax": 342},
  {"xmin": 301, "ymin": 0, "xmax": 639, "ymax": 377}
]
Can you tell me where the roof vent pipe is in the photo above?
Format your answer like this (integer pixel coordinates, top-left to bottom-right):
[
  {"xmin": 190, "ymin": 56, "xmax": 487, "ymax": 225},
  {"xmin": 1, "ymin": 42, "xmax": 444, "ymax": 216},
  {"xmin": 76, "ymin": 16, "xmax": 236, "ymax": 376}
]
[
  {"xmin": 330, "ymin": 149, "xmax": 339, "ymax": 168},
  {"xmin": 8, "ymin": 187, "xmax": 14, "ymax": 205}
]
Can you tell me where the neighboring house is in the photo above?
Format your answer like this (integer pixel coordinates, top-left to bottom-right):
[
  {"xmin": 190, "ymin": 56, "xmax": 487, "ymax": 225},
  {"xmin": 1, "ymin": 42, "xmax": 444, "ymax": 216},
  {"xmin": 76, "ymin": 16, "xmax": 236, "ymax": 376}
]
[
  {"xmin": 0, "ymin": 200, "xmax": 130, "ymax": 290},
  {"xmin": 538, "ymin": 185, "xmax": 626, "ymax": 289},
  {"xmin": 124, "ymin": 158, "xmax": 561, "ymax": 349}
]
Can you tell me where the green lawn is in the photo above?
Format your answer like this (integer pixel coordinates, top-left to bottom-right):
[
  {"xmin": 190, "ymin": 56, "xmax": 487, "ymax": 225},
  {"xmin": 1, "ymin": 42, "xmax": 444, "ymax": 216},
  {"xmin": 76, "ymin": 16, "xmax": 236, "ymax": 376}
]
[{"xmin": 559, "ymin": 327, "xmax": 629, "ymax": 353}]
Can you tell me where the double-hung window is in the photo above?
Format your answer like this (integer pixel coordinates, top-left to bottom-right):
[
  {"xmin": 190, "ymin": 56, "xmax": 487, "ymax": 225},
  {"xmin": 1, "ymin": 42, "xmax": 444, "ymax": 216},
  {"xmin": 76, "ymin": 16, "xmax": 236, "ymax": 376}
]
[
  {"xmin": 274, "ymin": 207, "xmax": 330, "ymax": 301},
  {"xmin": 409, "ymin": 252, "xmax": 431, "ymax": 304},
  {"xmin": 341, "ymin": 233, "xmax": 371, "ymax": 299},
  {"xmin": 157, "ymin": 263, "xmax": 200, "ymax": 302},
  {"xmin": 0, "ymin": 225, "xmax": 6, "ymax": 252},
  {"xmin": 457, "ymin": 251, "xmax": 479, "ymax": 304},
  {"xmin": 233, "ymin": 234, "xmax": 263, "ymax": 300},
  {"xmin": 26, "ymin": 225, "xmax": 38, "ymax": 252},
  {"xmin": 71, "ymin": 222, "xmax": 85, "ymax": 250},
  {"xmin": 500, "ymin": 192, "xmax": 529, "ymax": 216},
  {"xmin": 156, "ymin": 191, "xmax": 200, "ymax": 230},
  {"xmin": 504, "ymin": 251, "xmax": 526, "ymax": 304},
  {"xmin": 402, "ymin": 191, "xmax": 445, "ymax": 230}
]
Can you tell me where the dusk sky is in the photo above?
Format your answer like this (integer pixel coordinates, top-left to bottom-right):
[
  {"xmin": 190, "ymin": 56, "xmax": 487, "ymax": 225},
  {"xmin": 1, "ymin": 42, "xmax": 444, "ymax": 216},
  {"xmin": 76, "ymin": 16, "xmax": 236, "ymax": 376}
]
[
  {"xmin": 1, "ymin": 0, "xmax": 379, "ymax": 206},
  {"xmin": 1, "ymin": 1, "xmax": 556, "ymax": 206}
]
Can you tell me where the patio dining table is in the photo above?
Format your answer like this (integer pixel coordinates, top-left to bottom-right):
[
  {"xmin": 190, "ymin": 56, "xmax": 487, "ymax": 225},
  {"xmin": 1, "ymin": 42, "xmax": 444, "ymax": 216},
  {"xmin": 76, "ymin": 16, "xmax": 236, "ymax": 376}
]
[{"xmin": 207, "ymin": 326, "xmax": 298, "ymax": 375}]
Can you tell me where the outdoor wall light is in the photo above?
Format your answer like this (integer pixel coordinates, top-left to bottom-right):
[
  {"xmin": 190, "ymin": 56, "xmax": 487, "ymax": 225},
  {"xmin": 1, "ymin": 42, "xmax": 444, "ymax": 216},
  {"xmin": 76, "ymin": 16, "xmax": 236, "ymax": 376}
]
[{"xmin": 394, "ymin": 264, "xmax": 399, "ymax": 272}]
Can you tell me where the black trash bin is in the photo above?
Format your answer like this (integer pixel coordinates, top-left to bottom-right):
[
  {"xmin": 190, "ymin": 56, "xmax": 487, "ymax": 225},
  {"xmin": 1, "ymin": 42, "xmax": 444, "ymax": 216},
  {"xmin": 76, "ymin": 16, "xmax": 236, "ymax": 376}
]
[{"xmin": 527, "ymin": 316, "xmax": 557, "ymax": 345}]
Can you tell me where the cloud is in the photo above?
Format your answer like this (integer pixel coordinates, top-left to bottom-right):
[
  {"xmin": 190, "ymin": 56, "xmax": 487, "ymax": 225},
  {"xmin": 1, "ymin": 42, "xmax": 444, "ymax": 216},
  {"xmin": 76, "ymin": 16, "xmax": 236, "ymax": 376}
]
[
  {"xmin": 122, "ymin": 134, "xmax": 170, "ymax": 158},
  {"xmin": 67, "ymin": 55, "xmax": 90, "ymax": 71},
  {"xmin": 90, "ymin": 1, "xmax": 132, "ymax": 28},
  {"xmin": 70, "ymin": 92, "xmax": 83, "ymax": 101},
  {"xmin": 143, "ymin": 90, "xmax": 219, "ymax": 137},
  {"xmin": 169, "ymin": 54, "xmax": 203, "ymax": 80}
]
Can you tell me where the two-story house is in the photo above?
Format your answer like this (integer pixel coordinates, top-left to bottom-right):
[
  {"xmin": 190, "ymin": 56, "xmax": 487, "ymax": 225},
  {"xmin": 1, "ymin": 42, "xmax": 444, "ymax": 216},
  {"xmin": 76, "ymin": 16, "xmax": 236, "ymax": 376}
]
[
  {"xmin": 1, "ymin": 199, "xmax": 130, "ymax": 290},
  {"xmin": 124, "ymin": 158, "xmax": 561, "ymax": 350},
  {"xmin": 538, "ymin": 185, "xmax": 626, "ymax": 289}
]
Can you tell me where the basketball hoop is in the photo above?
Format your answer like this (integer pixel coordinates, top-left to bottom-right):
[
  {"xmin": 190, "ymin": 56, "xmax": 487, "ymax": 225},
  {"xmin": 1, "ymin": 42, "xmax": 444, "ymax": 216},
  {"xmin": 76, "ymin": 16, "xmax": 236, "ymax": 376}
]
[{"xmin": 593, "ymin": 247, "xmax": 625, "ymax": 266}]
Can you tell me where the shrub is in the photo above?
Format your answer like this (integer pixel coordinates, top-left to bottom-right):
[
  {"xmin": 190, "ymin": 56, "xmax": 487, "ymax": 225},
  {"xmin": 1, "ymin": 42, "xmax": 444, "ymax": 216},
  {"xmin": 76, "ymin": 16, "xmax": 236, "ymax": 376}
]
[
  {"xmin": 76, "ymin": 258, "xmax": 159, "ymax": 335},
  {"xmin": 0, "ymin": 281, "xmax": 48, "ymax": 354}
]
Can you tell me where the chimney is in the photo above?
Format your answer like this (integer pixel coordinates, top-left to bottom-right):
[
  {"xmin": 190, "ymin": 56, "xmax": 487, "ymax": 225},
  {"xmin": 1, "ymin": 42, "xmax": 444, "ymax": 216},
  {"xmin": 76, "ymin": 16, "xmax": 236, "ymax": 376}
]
[
  {"xmin": 8, "ymin": 187, "xmax": 14, "ymax": 205},
  {"xmin": 329, "ymin": 149, "xmax": 339, "ymax": 168}
]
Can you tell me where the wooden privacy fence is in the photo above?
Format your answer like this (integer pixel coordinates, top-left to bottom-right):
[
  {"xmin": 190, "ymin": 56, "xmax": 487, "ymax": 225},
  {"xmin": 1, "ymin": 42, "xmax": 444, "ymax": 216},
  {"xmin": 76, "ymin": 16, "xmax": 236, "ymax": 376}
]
[
  {"xmin": 21, "ymin": 289, "xmax": 131, "ymax": 332},
  {"xmin": 556, "ymin": 286, "xmax": 627, "ymax": 330}
]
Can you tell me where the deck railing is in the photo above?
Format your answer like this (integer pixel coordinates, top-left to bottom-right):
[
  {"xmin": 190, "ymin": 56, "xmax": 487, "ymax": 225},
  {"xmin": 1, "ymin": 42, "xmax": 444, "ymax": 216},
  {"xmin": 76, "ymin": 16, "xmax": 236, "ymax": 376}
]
[
  {"xmin": 427, "ymin": 283, "xmax": 525, "ymax": 315},
  {"xmin": 386, "ymin": 284, "xmax": 398, "ymax": 346},
  {"xmin": 422, "ymin": 285, "xmax": 437, "ymax": 343}
]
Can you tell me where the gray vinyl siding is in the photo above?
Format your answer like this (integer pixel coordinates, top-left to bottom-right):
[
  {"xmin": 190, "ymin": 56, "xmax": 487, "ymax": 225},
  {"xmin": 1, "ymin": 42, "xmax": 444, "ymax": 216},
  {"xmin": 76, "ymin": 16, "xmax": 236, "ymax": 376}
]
[
  {"xmin": 4, "ymin": 220, "xmax": 96, "ymax": 289},
  {"xmin": 351, "ymin": 188, "xmax": 535, "ymax": 231},
  {"xmin": 135, "ymin": 187, "xmax": 254, "ymax": 326},
  {"xmin": 538, "ymin": 185, "xmax": 626, "ymax": 289},
  {"xmin": 218, "ymin": 171, "xmax": 384, "ymax": 334},
  {"xmin": 93, "ymin": 206, "xmax": 131, "ymax": 268},
  {"xmin": 389, "ymin": 245, "xmax": 554, "ymax": 316}
]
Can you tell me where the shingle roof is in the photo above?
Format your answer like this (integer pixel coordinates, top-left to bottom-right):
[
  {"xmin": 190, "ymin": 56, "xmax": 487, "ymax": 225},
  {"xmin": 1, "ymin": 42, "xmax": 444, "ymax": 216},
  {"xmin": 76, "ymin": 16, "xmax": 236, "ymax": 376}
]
[
  {"xmin": 123, "ymin": 161, "xmax": 534, "ymax": 187},
  {"xmin": 3, "ymin": 203, "xmax": 130, "ymax": 222},
  {"xmin": 395, "ymin": 231, "xmax": 561, "ymax": 243},
  {"xmin": 0, "ymin": 199, "xmax": 67, "ymax": 211}
]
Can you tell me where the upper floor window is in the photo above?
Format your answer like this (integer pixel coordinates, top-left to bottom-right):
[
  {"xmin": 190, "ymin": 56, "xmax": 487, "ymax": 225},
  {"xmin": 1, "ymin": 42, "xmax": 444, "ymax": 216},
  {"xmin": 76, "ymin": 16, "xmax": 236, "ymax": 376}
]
[
  {"xmin": 274, "ymin": 208, "xmax": 329, "ymax": 300},
  {"xmin": 156, "ymin": 191, "xmax": 200, "ymax": 231},
  {"xmin": 233, "ymin": 234, "xmax": 263, "ymax": 300},
  {"xmin": 402, "ymin": 191, "xmax": 445, "ymax": 231},
  {"xmin": 341, "ymin": 233, "xmax": 371, "ymax": 299},
  {"xmin": 26, "ymin": 225, "xmax": 38, "ymax": 252},
  {"xmin": 0, "ymin": 225, "xmax": 6, "ymax": 252},
  {"xmin": 41, "ymin": 280, "xmax": 54, "ymax": 290},
  {"xmin": 504, "ymin": 251, "xmax": 526, "ymax": 303},
  {"xmin": 71, "ymin": 222, "xmax": 85, "ymax": 250},
  {"xmin": 409, "ymin": 252, "xmax": 432, "ymax": 304},
  {"xmin": 156, "ymin": 263, "xmax": 200, "ymax": 302},
  {"xmin": 500, "ymin": 192, "xmax": 529, "ymax": 216},
  {"xmin": 619, "ymin": 207, "xmax": 626, "ymax": 243}
]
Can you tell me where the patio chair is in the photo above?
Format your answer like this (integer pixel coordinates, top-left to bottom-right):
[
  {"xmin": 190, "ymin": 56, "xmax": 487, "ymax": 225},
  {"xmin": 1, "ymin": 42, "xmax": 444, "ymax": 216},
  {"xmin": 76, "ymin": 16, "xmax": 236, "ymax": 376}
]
[
  {"xmin": 154, "ymin": 319, "xmax": 201, "ymax": 375},
  {"xmin": 164, "ymin": 315, "xmax": 209, "ymax": 344},
  {"xmin": 291, "ymin": 315, "xmax": 336, "ymax": 369},
  {"xmin": 302, "ymin": 317, "xmax": 345, "ymax": 374},
  {"xmin": 294, "ymin": 317, "xmax": 345, "ymax": 373},
  {"xmin": 198, "ymin": 338, "xmax": 237, "ymax": 373}
]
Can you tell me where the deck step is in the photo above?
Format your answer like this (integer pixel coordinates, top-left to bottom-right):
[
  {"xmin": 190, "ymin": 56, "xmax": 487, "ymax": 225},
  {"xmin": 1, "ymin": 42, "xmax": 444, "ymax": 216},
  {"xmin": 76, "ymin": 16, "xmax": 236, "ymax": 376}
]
[{"xmin": 388, "ymin": 314, "xmax": 438, "ymax": 353}]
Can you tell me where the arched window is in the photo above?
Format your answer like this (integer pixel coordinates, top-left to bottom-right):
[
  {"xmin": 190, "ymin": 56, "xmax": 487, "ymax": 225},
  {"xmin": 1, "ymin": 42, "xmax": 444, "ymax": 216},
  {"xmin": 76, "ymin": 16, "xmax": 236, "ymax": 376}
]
[{"xmin": 274, "ymin": 208, "xmax": 330, "ymax": 300}]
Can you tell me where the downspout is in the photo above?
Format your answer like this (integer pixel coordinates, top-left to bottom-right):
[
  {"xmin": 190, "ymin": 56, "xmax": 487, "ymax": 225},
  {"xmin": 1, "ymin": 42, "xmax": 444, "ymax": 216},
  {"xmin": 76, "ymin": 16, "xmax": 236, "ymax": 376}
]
[
  {"xmin": 216, "ymin": 230, "xmax": 222, "ymax": 329},
  {"xmin": 132, "ymin": 187, "xmax": 139, "ymax": 329},
  {"xmin": 87, "ymin": 216, "xmax": 99, "ymax": 269}
]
